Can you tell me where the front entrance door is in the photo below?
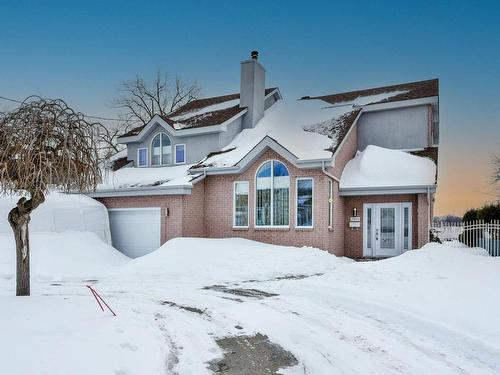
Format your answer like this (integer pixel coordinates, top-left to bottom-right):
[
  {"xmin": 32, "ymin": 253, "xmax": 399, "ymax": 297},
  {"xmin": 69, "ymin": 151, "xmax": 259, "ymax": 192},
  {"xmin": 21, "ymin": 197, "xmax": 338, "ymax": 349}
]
[
  {"xmin": 363, "ymin": 203, "xmax": 412, "ymax": 257},
  {"xmin": 375, "ymin": 204, "xmax": 399, "ymax": 257}
]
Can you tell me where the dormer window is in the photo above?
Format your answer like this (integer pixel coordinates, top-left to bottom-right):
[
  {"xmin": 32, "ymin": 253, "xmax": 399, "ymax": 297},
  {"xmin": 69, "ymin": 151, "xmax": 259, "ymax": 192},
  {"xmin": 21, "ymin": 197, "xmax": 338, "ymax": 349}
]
[{"xmin": 151, "ymin": 133, "xmax": 172, "ymax": 166}]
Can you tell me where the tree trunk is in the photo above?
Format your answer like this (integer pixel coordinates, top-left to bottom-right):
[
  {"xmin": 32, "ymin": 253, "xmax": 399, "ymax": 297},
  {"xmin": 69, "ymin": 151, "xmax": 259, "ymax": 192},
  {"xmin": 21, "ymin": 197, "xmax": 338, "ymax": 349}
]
[
  {"xmin": 8, "ymin": 192, "xmax": 45, "ymax": 296},
  {"xmin": 9, "ymin": 211, "xmax": 31, "ymax": 296}
]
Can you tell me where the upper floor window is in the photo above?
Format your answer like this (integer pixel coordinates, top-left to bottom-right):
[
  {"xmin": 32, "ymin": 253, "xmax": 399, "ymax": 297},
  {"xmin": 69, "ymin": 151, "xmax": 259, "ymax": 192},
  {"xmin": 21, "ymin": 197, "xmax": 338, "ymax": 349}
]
[
  {"xmin": 137, "ymin": 148, "xmax": 148, "ymax": 167},
  {"xmin": 256, "ymin": 160, "xmax": 289, "ymax": 227},
  {"xmin": 151, "ymin": 133, "xmax": 172, "ymax": 166},
  {"xmin": 175, "ymin": 144, "xmax": 186, "ymax": 164}
]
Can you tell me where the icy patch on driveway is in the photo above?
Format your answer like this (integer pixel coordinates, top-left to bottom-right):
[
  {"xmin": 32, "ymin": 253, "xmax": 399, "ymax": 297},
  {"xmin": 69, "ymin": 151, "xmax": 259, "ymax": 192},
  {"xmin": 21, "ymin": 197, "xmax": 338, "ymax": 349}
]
[{"xmin": 209, "ymin": 334, "xmax": 298, "ymax": 374}]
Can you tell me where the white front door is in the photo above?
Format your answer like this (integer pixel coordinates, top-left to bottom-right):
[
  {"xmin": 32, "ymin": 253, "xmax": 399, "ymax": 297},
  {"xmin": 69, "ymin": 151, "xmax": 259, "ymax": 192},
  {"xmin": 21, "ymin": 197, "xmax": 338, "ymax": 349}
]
[
  {"xmin": 363, "ymin": 203, "xmax": 412, "ymax": 257},
  {"xmin": 375, "ymin": 204, "xmax": 399, "ymax": 257}
]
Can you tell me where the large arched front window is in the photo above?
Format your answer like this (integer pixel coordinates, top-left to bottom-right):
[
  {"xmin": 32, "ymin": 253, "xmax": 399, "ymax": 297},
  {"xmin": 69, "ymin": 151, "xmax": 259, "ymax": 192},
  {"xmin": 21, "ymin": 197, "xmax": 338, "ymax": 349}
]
[
  {"xmin": 151, "ymin": 133, "xmax": 172, "ymax": 165},
  {"xmin": 256, "ymin": 160, "xmax": 290, "ymax": 226}
]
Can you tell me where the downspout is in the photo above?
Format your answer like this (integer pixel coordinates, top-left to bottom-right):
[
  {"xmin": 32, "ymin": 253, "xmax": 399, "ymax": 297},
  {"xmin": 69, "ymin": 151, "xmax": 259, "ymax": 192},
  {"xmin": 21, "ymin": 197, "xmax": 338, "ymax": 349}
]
[
  {"xmin": 427, "ymin": 186, "xmax": 431, "ymax": 243},
  {"xmin": 321, "ymin": 161, "xmax": 340, "ymax": 182}
]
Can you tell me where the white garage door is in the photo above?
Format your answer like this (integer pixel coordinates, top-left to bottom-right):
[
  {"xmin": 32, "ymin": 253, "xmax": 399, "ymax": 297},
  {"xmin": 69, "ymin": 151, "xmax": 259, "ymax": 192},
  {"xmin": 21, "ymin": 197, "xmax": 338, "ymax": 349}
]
[{"xmin": 108, "ymin": 208, "xmax": 161, "ymax": 258}]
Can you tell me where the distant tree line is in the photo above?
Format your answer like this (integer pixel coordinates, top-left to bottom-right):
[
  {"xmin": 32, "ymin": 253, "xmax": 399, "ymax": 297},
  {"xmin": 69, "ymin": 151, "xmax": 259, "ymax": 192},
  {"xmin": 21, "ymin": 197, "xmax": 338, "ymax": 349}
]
[{"xmin": 463, "ymin": 202, "xmax": 500, "ymax": 222}]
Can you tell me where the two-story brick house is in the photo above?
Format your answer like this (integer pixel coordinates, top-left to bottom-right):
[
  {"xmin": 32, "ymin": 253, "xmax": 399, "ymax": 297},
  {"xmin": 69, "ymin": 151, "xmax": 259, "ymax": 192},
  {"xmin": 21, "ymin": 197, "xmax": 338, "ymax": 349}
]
[{"xmin": 90, "ymin": 51, "xmax": 439, "ymax": 259}]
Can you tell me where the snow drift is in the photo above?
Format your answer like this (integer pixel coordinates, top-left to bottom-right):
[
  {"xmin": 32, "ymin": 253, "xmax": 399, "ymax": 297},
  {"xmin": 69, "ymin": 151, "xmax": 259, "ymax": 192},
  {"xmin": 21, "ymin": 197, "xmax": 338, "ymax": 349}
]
[
  {"xmin": 340, "ymin": 145, "xmax": 436, "ymax": 188},
  {"xmin": 0, "ymin": 192, "xmax": 111, "ymax": 243}
]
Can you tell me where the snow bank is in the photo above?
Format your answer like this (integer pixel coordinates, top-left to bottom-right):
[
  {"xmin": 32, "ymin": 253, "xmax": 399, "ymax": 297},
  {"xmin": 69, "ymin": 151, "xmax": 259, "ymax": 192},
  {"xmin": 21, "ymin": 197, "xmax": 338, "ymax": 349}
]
[
  {"xmin": 0, "ymin": 296, "xmax": 163, "ymax": 375},
  {"xmin": 0, "ymin": 192, "xmax": 111, "ymax": 243},
  {"xmin": 0, "ymin": 232, "xmax": 129, "ymax": 280},
  {"xmin": 340, "ymin": 145, "xmax": 436, "ymax": 188},
  {"xmin": 317, "ymin": 243, "xmax": 500, "ymax": 346},
  {"xmin": 119, "ymin": 237, "xmax": 349, "ymax": 282}
]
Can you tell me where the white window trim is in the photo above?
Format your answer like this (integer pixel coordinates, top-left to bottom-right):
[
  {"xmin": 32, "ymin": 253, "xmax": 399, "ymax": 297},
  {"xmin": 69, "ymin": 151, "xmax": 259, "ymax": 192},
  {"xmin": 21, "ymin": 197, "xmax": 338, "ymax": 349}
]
[
  {"xmin": 174, "ymin": 144, "xmax": 186, "ymax": 164},
  {"xmin": 233, "ymin": 181, "xmax": 249, "ymax": 229},
  {"xmin": 295, "ymin": 177, "xmax": 314, "ymax": 228},
  {"xmin": 150, "ymin": 132, "xmax": 172, "ymax": 166},
  {"xmin": 137, "ymin": 147, "xmax": 148, "ymax": 167},
  {"xmin": 254, "ymin": 160, "xmax": 290, "ymax": 228},
  {"xmin": 328, "ymin": 179, "xmax": 333, "ymax": 228}
]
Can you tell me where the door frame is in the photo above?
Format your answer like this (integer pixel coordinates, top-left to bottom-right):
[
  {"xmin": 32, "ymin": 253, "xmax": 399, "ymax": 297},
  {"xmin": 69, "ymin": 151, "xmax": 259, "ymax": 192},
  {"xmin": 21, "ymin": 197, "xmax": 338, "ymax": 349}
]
[{"xmin": 363, "ymin": 202, "xmax": 412, "ymax": 257}]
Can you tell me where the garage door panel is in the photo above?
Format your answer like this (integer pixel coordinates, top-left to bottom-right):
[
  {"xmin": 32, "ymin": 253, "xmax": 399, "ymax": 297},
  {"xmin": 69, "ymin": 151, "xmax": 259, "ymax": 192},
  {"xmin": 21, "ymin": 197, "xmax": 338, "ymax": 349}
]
[{"xmin": 108, "ymin": 208, "xmax": 161, "ymax": 258}]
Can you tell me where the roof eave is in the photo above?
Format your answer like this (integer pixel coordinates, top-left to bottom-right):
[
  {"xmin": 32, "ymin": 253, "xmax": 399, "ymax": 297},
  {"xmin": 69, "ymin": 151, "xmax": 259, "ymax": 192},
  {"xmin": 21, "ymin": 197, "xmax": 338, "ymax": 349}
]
[
  {"xmin": 117, "ymin": 109, "xmax": 248, "ymax": 144},
  {"xmin": 85, "ymin": 184, "xmax": 193, "ymax": 198},
  {"xmin": 338, "ymin": 184, "xmax": 436, "ymax": 196}
]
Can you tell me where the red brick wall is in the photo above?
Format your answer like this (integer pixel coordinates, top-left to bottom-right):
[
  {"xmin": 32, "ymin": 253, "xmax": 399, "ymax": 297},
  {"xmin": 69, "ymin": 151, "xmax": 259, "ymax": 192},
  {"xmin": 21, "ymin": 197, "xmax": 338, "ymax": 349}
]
[
  {"xmin": 328, "ymin": 123, "xmax": 359, "ymax": 255},
  {"xmin": 417, "ymin": 193, "xmax": 430, "ymax": 248},
  {"xmin": 343, "ymin": 194, "xmax": 420, "ymax": 258},
  {"xmin": 182, "ymin": 181, "xmax": 206, "ymax": 237},
  {"xmin": 203, "ymin": 148, "xmax": 341, "ymax": 255}
]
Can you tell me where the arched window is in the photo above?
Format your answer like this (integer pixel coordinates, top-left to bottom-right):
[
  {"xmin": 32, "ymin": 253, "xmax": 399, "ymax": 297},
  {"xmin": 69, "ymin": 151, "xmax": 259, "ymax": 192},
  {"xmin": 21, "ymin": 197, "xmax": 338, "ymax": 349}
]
[
  {"xmin": 256, "ymin": 160, "xmax": 290, "ymax": 226},
  {"xmin": 151, "ymin": 133, "xmax": 172, "ymax": 165}
]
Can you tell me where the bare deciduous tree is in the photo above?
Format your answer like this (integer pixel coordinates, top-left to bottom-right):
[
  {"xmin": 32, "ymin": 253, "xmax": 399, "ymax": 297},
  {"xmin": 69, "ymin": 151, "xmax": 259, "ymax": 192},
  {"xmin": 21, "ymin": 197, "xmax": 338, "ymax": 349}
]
[
  {"xmin": 493, "ymin": 154, "xmax": 500, "ymax": 200},
  {"xmin": 98, "ymin": 71, "xmax": 200, "ymax": 161},
  {"xmin": 0, "ymin": 97, "xmax": 102, "ymax": 296},
  {"xmin": 112, "ymin": 70, "xmax": 201, "ymax": 126}
]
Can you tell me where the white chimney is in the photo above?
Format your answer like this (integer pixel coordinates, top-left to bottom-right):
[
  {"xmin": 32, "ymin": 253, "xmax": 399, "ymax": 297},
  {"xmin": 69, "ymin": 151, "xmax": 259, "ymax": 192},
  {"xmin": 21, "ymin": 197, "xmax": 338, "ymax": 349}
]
[{"xmin": 240, "ymin": 50, "xmax": 265, "ymax": 129}]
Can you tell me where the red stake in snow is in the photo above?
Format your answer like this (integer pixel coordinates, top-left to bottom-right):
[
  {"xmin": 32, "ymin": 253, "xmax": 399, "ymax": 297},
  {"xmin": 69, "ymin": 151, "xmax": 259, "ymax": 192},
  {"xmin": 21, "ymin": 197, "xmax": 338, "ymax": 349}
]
[{"xmin": 86, "ymin": 285, "xmax": 117, "ymax": 316}]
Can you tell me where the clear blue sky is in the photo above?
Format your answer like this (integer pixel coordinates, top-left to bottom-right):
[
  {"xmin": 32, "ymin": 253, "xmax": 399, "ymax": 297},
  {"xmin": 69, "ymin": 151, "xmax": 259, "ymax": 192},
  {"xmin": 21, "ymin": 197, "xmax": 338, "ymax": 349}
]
[{"xmin": 1, "ymin": 0, "xmax": 499, "ymax": 215}]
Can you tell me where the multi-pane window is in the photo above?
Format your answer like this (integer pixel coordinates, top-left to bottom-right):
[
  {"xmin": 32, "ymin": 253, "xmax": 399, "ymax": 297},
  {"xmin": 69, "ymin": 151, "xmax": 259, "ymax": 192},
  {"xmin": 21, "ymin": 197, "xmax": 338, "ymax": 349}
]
[
  {"xmin": 233, "ymin": 181, "xmax": 249, "ymax": 227},
  {"xmin": 137, "ymin": 148, "xmax": 148, "ymax": 167},
  {"xmin": 175, "ymin": 144, "xmax": 186, "ymax": 164},
  {"xmin": 256, "ymin": 160, "xmax": 289, "ymax": 226},
  {"xmin": 328, "ymin": 179, "xmax": 333, "ymax": 228},
  {"xmin": 151, "ymin": 133, "xmax": 172, "ymax": 165},
  {"xmin": 296, "ymin": 178, "xmax": 313, "ymax": 227}
]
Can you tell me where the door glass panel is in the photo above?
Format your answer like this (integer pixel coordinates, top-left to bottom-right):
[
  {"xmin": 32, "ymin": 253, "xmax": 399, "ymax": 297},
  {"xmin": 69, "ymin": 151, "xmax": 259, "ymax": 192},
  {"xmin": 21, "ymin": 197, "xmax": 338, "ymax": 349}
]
[
  {"xmin": 380, "ymin": 208, "xmax": 395, "ymax": 249},
  {"xmin": 403, "ymin": 207, "xmax": 409, "ymax": 249},
  {"xmin": 366, "ymin": 208, "xmax": 372, "ymax": 249}
]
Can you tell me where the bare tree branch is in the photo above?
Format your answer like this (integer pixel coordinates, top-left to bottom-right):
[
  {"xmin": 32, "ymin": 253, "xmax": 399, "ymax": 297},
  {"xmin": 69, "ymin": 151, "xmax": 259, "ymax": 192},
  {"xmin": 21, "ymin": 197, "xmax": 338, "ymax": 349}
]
[
  {"xmin": 102, "ymin": 70, "xmax": 200, "ymax": 161},
  {"xmin": 112, "ymin": 70, "xmax": 201, "ymax": 125},
  {"xmin": 0, "ymin": 97, "xmax": 103, "ymax": 295}
]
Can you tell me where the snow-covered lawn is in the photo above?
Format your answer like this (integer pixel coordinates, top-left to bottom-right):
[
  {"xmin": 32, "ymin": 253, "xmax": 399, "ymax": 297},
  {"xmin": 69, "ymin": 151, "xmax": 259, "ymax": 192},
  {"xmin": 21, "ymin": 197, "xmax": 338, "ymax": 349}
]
[{"xmin": 1, "ymin": 235, "xmax": 499, "ymax": 374}]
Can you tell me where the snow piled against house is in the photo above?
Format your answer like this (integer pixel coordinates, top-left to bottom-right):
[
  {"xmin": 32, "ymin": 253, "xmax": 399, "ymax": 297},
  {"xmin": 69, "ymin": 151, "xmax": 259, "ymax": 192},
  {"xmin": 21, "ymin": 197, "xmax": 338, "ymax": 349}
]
[
  {"xmin": 0, "ymin": 192, "xmax": 111, "ymax": 243},
  {"xmin": 340, "ymin": 145, "xmax": 436, "ymax": 188},
  {"xmin": 195, "ymin": 90, "xmax": 407, "ymax": 169}
]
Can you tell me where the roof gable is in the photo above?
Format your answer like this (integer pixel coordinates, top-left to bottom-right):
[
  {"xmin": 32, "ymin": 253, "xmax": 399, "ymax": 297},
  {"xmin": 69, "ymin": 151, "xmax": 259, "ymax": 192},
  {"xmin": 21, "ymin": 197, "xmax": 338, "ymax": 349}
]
[{"xmin": 118, "ymin": 87, "xmax": 278, "ymax": 139}]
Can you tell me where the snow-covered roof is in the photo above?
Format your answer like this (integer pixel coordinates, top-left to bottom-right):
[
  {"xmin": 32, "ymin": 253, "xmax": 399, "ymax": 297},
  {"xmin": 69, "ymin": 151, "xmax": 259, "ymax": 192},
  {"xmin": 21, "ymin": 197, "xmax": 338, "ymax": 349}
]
[
  {"xmin": 193, "ymin": 89, "xmax": 410, "ymax": 170},
  {"xmin": 339, "ymin": 145, "xmax": 437, "ymax": 189},
  {"xmin": 98, "ymin": 164, "xmax": 198, "ymax": 190},
  {"xmin": 308, "ymin": 79, "xmax": 438, "ymax": 106},
  {"xmin": 119, "ymin": 88, "xmax": 278, "ymax": 137}
]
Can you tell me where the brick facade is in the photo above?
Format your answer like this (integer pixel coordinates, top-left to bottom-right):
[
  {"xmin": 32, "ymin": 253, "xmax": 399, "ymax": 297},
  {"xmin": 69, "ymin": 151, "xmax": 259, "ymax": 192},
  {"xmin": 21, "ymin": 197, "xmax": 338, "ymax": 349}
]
[
  {"xmin": 203, "ymin": 148, "xmax": 340, "ymax": 254},
  {"xmin": 343, "ymin": 194, "xmax": 421, "ymax": 258},
  {"xmin": 96, "ymin": 125, "xmax": 432, "ymax": 258}
]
